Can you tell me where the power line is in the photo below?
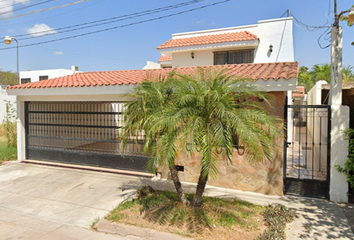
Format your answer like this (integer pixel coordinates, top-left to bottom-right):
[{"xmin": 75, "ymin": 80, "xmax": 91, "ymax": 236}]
[
  {"xmin": 291, "ymin": 14, "xmax": 330, "ymax": 31},
  {"xmin": 0, "ymin": 0, "xmax": 105, "ymax": 27},
  {"xmin": 13, "ymin": 0, "xmax": 206, "ymax": 40},
  {"xmin": 0, "ymin": 0, "xmax": 231, "ymax": 50},
  {"xmin": 0, "ymin": 0, "xmax": 93, "ymax": 21},
  {"xmin": 0, "ymin": 0, "xmax": 57, "ymax": 15},
  {"xmin": 0, "ymin": 0, "xmax": 51, "ymax": 10}
]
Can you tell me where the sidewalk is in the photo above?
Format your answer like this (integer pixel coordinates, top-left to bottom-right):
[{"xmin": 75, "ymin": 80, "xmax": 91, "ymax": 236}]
[{"xmin": 95, "ymin": 177, "xmax": 354, "ymax": 240}]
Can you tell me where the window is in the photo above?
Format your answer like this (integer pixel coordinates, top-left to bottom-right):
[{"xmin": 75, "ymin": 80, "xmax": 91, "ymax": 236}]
[
  {"xmin": 214, "ymin": 50, "xmax": 254, "ymax": 65},
  {"xmin": 21, "ymin": 78, "xmax": 31, "ymax": 84},
  {"xmin": 39, "ymin": 75, "xmax": 49, "ymax": 81}
]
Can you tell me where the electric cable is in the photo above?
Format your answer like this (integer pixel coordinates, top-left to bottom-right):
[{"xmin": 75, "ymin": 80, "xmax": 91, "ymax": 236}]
[
  {"xmin": 13, "ymin": 0, "xmax": 206, "ymax": 40},
  {"xmin": 0, "ymin": 0, "xmax": 231, "ymax": 50},
  {"xmin": 0, "ymin": 0, "xmax": 105, "ymax": 27},
  {"xmin": 0, "ymin": 0, "xmax": 57, "ymax": 15},
  {"xmin": 0, "ymin": 0, "xmax": 93, "ymax": 21}
]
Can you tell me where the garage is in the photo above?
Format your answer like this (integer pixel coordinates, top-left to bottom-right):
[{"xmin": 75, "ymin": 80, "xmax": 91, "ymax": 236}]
[
  {"xmin": 25, "ymin": 101, "xmax": 149, "ymax": 172},
  {"xmin": 6, "ymin": 69, "xmax": 170, "ymax": 174}
]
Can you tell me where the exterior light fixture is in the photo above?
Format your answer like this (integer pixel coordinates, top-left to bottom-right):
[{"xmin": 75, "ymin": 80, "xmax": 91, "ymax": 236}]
[
  {"xmin": 4, "ymin": 36, "xmax": 20, "ymax": 84},
  {"xmin": 4, "ymin": 36, "xmax": 13, "ymax": 45},
  {"xmin": 269, "ymin": 44, "xmax": 273, "ymax": 53},
  {"xmin": 191, "ymin": 52, "xmax": 195, "ymax": 59}
]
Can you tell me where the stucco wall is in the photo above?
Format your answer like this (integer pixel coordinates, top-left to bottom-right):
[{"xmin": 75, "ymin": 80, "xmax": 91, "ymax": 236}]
[
  {"xmin": 160, "ymin": 91, "xmax": 286, "ymax": 196},
  {"xmin": 163, "ymin": 17, "xmax": 294, "ymax": 68},
  {"xmin": 0, "ymin": 88, "xmax": 16, "ymax": 123}
]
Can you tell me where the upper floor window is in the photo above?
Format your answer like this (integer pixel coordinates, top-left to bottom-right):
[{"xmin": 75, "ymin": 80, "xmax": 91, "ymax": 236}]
[
  {"xmin": 39, "ymin": 75, "xmax": 49, "ymax": 81},
  {"xmin": 214, "ymin": 50, "xmax": 254, "ymax": 65},
  {"xmin": 21, "ymin": 78, "xmax": 31, "ymax": 84}
]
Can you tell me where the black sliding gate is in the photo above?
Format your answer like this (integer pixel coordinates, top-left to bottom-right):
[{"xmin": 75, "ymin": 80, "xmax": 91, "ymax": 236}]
[
  {"xmin": 284, "ymin": 105, "xmax": 331, "ymax": 199},
  {"xmin": 25, "ymin": 101, "xmax": 150, "ymax": 172}
]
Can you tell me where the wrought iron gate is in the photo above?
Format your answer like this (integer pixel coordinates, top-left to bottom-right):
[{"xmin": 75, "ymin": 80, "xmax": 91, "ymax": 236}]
[
  {"xmin": 284, "ymin": 105, "xmax": 331, "ymax": 199},
  {"xmin": 25, "ymin": 101, "xmax": 150, "ymax": 172}
]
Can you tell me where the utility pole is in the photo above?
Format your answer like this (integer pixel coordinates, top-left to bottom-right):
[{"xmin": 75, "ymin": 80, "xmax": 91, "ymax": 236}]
[
  {"xmin": 330, "ymin": 1, "xmax": 353, "ymax": 105},
  {"xmin": 329, "ymin": 0, "xmax": 354, "ymax": 202}
]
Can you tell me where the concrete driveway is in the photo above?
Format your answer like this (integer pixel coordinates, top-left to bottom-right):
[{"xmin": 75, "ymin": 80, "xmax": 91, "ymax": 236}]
[{"xmin": 0, "ymin": 162, "xmax": 148, "ymax": 240}]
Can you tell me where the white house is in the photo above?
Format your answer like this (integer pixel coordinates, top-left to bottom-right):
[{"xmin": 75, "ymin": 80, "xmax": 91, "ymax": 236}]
[
  {"xmin": 1, "ymin": 66, "xmax": 81, "ymax": 122},
  {"xmin": 7, "ymin": 17, "xmax": 303, "ymax": 199},
  {"xmin": 19, "ymin": 65, "xmax": 80, "ymax": 84},
  {"xmin": 145, "ymin": 17, "xmax": 294, "ymax": 69}
]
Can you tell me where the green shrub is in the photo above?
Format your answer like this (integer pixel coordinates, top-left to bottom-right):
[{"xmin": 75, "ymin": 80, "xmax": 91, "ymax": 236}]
[
  {"xmin": 2, "ymin": 100, "xmax": 17, "ymax": 147},
  {"xmin": 336, "ymin": 128, "xmax": 354, "ymax": 188}
]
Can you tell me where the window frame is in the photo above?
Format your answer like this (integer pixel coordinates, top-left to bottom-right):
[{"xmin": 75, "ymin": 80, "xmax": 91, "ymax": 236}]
[
  {"xmin": 21, "ymin": 78, "xmax": 31, "ymax": 84},
  {"xmin": 39, "ymin": 75, "xmax": 49, "ymax": 81},
  {"xmin": 213, "ymin": 49, "xmax": 254, "ymax": 65}
]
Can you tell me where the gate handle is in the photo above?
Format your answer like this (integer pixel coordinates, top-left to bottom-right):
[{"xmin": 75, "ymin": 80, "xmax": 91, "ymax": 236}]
[{"xmin": 286, "ymin": 142, "xmax": 291, "ymax": 147}]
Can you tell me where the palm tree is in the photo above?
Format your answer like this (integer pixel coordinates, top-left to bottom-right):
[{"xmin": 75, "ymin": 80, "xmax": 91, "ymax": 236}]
[{"xmin": 122, "ymin": 68, "xmax": 280, "ymax": 207}]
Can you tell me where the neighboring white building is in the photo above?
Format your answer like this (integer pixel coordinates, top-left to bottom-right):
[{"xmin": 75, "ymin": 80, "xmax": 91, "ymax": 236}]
[
  {"xmin": 20, "ymin": 65, "xmax": 80, "ymax": 84},
  {"xmin": 145, "ymin": 17, "xmax": 294, "ymax": 69},
  {"xmin": 1, "ymin": 66, "xmax": 81, "ymax": 122}
]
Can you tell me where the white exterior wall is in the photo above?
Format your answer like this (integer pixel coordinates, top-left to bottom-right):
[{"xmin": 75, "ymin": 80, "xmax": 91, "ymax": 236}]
[
  {"xmin": 172, "ymin": 51, "xmax": 213, "ymax": 68},
  {"xmin": 253, "ymin": 18, "xmax": 294, "ymax": 63},
  {"xmin": 143, "ymin": 61, "xmax": 161, "ymax": 69},
  {"xmin": 20, "ymin": 67, "xmax": 79, "ymax": 83},
  {"xmin": 158, "ymin": 17, "xmax": 294, "ymax": 68},
  {"xmin": 0, "ymin": 87, "xmax": 16, "ymax": 123},
  {"xmin": 307, "ymin": 80, "xmax": 328, "ymax": 105}
]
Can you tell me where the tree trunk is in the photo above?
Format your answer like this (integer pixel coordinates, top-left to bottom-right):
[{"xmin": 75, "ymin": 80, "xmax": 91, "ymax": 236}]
[
  {"xmin": 191, "ymin": 174, "xmax": 208, "ymax": 207},
  {"xmin": 170, "ymin": 167, "xmax": 190, "ymax": 206}
]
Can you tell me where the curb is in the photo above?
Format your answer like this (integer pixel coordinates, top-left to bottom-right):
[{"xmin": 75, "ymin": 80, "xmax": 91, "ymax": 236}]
[{"xmin": 94, "ymin": 219, "xmax": 193, "ymax": 240}]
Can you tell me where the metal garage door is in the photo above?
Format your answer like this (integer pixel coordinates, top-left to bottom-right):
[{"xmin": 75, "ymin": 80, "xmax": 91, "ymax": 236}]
[{"xmin": 25, "ymin": 101, "xmax": 150, "ymax": 172}]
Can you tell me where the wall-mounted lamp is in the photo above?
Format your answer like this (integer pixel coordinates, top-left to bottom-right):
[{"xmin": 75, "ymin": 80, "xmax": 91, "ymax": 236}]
[
  {"xmin": 269, "ymin": 44, "xmax": 273, "ymax": 53},
  {"xmin": 191, "ymin": 52, "xmax": 194, "ymax": 59}
]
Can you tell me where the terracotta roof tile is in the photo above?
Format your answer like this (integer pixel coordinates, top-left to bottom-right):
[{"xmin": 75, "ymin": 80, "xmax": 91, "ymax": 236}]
[
  {"xmin": 293, "ymin": 85, "xmax": 305, "ymax": 98},
  {"xmin": 158, "ymin": 55, "xmax": 172, "ymax": 62},
  {"xmin": 157, "ymin": 31, "xmax": 258, "ymax": 49},
  {"xmin": 8, "ymin": 62, "xmax": 298, "ymax": 90}
]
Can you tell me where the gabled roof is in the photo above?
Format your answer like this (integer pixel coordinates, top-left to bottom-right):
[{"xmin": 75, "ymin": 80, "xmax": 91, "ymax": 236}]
[
  {"xmin": 8, "ymin": 62, "xmax": 298, "ymax": 90},
  {"xmin": 157, "ymin": 31, "xmax": 258, "ymax": 50},
  {"xmin": 158, "ymin": 55, "xmax": 172, "ymax": 62}
]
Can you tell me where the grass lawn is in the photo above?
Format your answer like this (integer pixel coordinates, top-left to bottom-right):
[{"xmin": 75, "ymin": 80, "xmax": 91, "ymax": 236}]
[
  {"xmin": 0, "ymin": 136, "xmax": 17, "ymax": 164},
  {"xmin": 106, "ymin": 186, "xmax": 295, "ymax": 240}
]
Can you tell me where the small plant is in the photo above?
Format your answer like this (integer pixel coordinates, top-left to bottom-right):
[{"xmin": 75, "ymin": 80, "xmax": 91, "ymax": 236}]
[
  {"xmin": 257, "ymin": 204, "xmax": 295, "ymax": 240},
  {"xmin": 2, "ymin": 100, "xmax": 17, "ymax": 147},
  {"xmin": 91, "ymin": 217, "xmax": 100, "ymax": 230},
  {"xmin": 336, "ymin": 128, "xmax": 354, "ymax": 188},
  {"xmin": 136, "ymin": 185, "xmax": 155, "ymax": 200}
]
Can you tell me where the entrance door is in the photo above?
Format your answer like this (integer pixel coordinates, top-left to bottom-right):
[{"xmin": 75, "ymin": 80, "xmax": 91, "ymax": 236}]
[{"xmin": 284, "ymin": 105, "xmax": 331, "ymax": 199}]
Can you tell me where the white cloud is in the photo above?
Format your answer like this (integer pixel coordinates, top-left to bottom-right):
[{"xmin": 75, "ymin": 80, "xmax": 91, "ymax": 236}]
[
  {"xmin": 54, "ymin": 51, "xmax": 63, "ymax": 55},
  {"xmin": 0, "ymin": 0, "xmax": 30, "ymax": 16},
  {"xmin": 194, "ymin": 19, "xmax": 207, "ymax": 25},
  {"xmin": 27, "ymin": 24, "xmax": 57, "ymax": 37}
]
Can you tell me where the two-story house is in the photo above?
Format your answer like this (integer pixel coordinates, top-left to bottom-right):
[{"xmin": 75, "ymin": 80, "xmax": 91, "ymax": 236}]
[{"xmin": 7, "ymin": 17, "xmax": 298, "ymax": 197}]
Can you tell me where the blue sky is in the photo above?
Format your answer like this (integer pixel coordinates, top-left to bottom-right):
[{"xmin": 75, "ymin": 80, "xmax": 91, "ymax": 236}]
[{"xmin": 0, "ymin": 0, "xmax": 353, "ymax": 73}]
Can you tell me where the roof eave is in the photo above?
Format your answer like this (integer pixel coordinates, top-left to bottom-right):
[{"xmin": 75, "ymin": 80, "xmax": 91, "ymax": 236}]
[
  {"xmin": 158, "ymin": 40, "xmax": 259, "ymax": 54},
  {"xmin": 256, "ymin": 77, "xmax": 297, "ymax": 91},
  {"xmin": 6, "ymin": 84, "xmax": 136, "ymax": 96}
]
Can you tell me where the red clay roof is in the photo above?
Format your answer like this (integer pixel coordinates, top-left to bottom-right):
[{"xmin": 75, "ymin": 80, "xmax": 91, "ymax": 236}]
[
  {"xmin": 8, "ymin": 62, "xmax": 298, "ymax": 90},
  {"xmin": 293, "ymin": 85, "xmax": 305, "ymax": 98},
  {"xmin": 157, "ymin": 31, "xmax": 258, "ymax": 49},
  {"xmin": 158, "ymin": 55, "xmax": 172, "ymax": 62}
]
